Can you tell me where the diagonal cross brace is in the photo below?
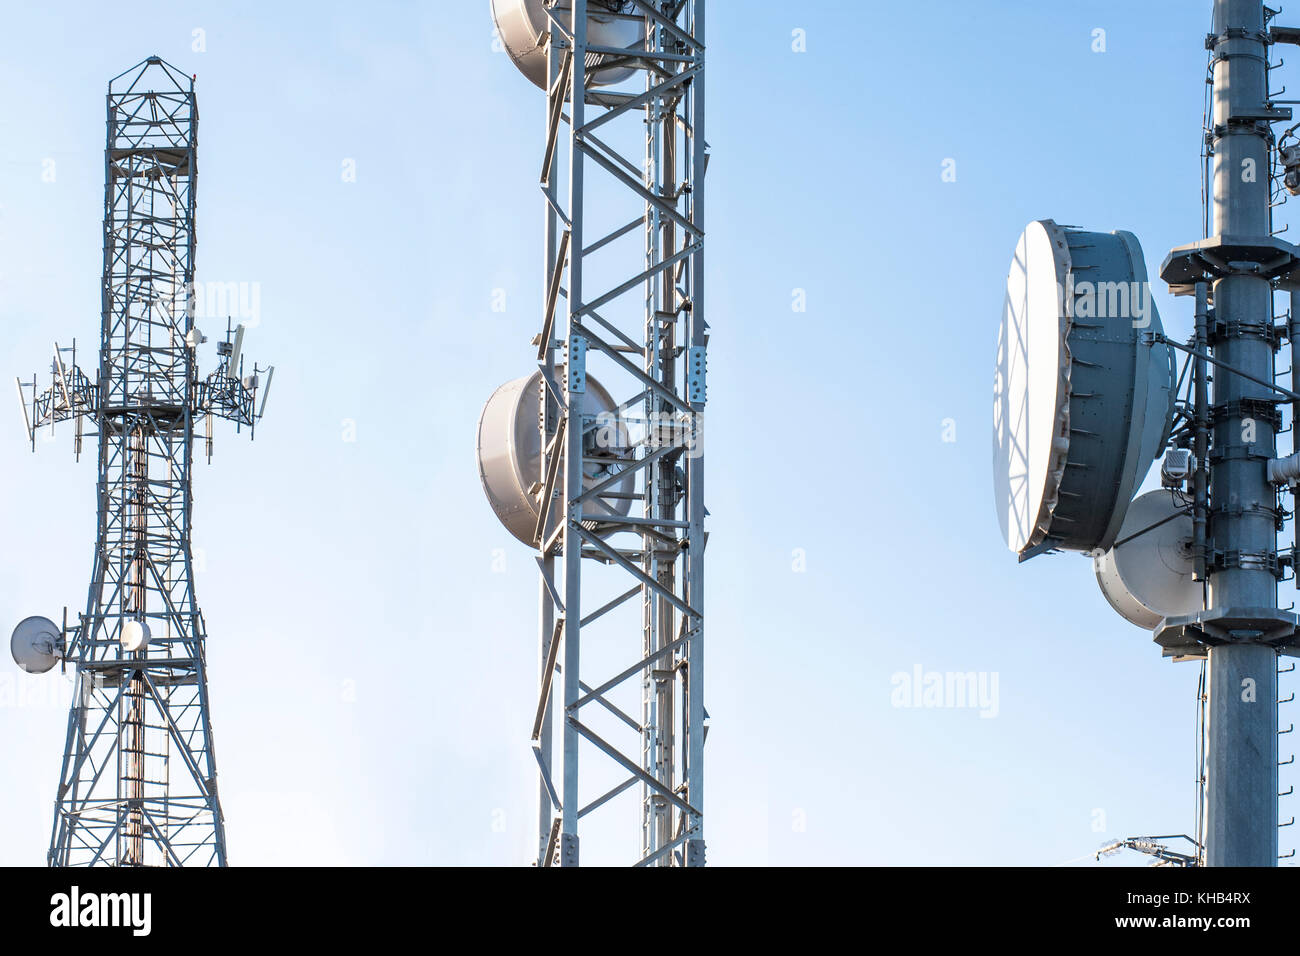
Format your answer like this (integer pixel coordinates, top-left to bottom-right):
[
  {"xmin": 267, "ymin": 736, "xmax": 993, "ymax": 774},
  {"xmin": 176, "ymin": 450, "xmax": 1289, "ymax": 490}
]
[{"xmin": 569, "ymin": 716, "xmax": 699, "ymax": 818}]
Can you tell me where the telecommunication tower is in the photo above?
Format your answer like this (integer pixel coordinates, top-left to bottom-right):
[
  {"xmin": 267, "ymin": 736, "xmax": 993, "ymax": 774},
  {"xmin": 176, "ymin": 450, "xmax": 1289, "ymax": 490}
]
[
  {"xmin": 994, "ymin": 0, "xmax": 1300, "ymax": 866},
  {"xmin": 10, "ymin": 57, "xmax": 271, "ymax": 866},
  {"xmin": 478, "ymin": 1, "xmax": 708, "ymax": 866}
]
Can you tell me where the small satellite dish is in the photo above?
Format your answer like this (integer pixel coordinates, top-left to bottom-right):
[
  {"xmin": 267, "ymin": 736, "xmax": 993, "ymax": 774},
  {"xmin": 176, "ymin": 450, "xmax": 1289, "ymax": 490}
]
[
  {"xmin": 1095, "ymin": 490, "xmax": 1202, "ymax": 630},
  {"xmin": 992, "ymin": 220, "xmax": 1175, "ymax": 561},
  {"xmin": 120, "ymin": 619, "xmax": 150, "ymax": 653},
  {"xmin": 490, "ymin": 0, "xmax": 645, "ymax": 90},
  {"xmin": 11, "ymin": 616, "xmax": 62, "ymax": 674},
  {"xmin": 478, "ymin": 371, "xmax": 633, "ymax": 546}
]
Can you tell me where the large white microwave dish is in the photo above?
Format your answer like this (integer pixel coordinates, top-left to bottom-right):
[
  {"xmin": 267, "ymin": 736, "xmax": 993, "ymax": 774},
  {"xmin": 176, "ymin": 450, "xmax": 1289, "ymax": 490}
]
[{"xmin": 992, "ymin": 219, "xmax": 1175, "ymax": 561}]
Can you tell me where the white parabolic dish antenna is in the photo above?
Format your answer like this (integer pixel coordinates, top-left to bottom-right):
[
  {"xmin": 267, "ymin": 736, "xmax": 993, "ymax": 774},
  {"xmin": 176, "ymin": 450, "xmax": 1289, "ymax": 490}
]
[
  {"xmin": 992, "ymin": 219, "xmax": 1176, "ymax": 561},
  {"xmin": 478, "ymin": 371, "xmax": 634, "ymax": 546},
  {"xmin": 490, "ymin": 0, "xmax": 645, "ymax": 90},
  {"xmin": 11, "ymin": 615, "xmax": 61, "ymax": 674},
  {"xmin": 120, "ymin": 619, "xmax": 150, "ymax": 653},
  {"xmin": 1095, "ymin": 490, "xmax": 1203, "ymax": 630}
]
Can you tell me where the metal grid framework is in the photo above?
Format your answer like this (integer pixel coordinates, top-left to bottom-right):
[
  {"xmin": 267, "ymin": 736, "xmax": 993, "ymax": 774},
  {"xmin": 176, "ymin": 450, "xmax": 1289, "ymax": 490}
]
[
  {"xmin": 18, "ymin": 57, "xmax": 269, "ymax": 867},
  {"xmin": 531, "ymin": 0, "xmax": 707, "ymax": 867}
]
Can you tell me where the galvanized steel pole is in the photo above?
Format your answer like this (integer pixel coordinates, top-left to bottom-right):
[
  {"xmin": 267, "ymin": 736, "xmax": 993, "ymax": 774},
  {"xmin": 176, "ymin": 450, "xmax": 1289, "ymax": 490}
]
[{"xmin": 1203, "ymin": 0, "xmax": 1279, "ymax": 866}]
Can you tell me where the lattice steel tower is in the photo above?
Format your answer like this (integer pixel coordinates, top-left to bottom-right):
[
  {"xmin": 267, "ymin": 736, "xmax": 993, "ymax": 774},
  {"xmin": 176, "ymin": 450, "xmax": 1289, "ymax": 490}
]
[
  {"xmin": 14, "ymin": 57, "xmax": 271, "ymax": 867},
  {"xmin": 479, "ymin": 1, "xmax": 708, "ymax": 866}
]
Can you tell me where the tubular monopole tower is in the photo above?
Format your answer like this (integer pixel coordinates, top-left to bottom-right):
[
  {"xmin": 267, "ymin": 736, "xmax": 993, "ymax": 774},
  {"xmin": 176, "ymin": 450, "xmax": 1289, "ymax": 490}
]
[{"xmin": 994, "ymin": 0, "xmax": 1300, "ymax": 866}]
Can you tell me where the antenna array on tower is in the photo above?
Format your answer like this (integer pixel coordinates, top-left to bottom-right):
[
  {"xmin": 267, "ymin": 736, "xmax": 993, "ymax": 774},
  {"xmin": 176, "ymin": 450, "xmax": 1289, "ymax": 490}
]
[{"xmin": 10, "ymin": 57, "xmax": 272, "ymax": 868}]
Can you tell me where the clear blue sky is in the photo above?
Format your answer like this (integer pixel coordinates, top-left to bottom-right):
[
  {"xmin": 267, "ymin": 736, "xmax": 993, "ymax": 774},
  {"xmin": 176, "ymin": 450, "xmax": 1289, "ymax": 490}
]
[{"xmin": 0, "ymin": 0, "xmax": 1292, "ymax": 866}]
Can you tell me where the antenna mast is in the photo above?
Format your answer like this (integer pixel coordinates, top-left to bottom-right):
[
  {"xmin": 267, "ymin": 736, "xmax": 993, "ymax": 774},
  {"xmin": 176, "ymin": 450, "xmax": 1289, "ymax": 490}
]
[
  {"xmin": 13, "ymin": 57, "xmax": 271, "ymax": 866},
  {"xmin": 992, "ymin": 0, "xmax": 1300, "ymax": 867},
  {"xmin": 1158, "ymin": 0, "xmax": 1296, "ymax": 866},
  {"xmin": 537, "ymin": 0, "xmax": 706, "ymax": 868},
  {"xmin": 480, "ymin": 0, "xmax": 708, "ymax": 866}
]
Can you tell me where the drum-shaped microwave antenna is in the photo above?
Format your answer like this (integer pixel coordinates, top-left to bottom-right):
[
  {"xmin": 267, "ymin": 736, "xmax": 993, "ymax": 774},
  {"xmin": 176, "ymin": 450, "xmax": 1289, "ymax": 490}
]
[
  {"xmin": 992, "ymin": 219, "xmax": 1176, "ymax": 561},
  {"xmin": 11, "ymin": 615, "xmax": 62, "ymax": 674},
  {"xmin": 478, "ymin": 371, "xmax": 634, "ymax": 546},
  {"xmin": 490, "ymin": 0, "xmax": 645, "ymax": 90},
  {"xmin": 1094, "ymin": 490, "xmax": 1202, "ymax": 630},
  {"xmin": 120, "ymin": 619, "xmax": 150, "ymax": 653}
]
